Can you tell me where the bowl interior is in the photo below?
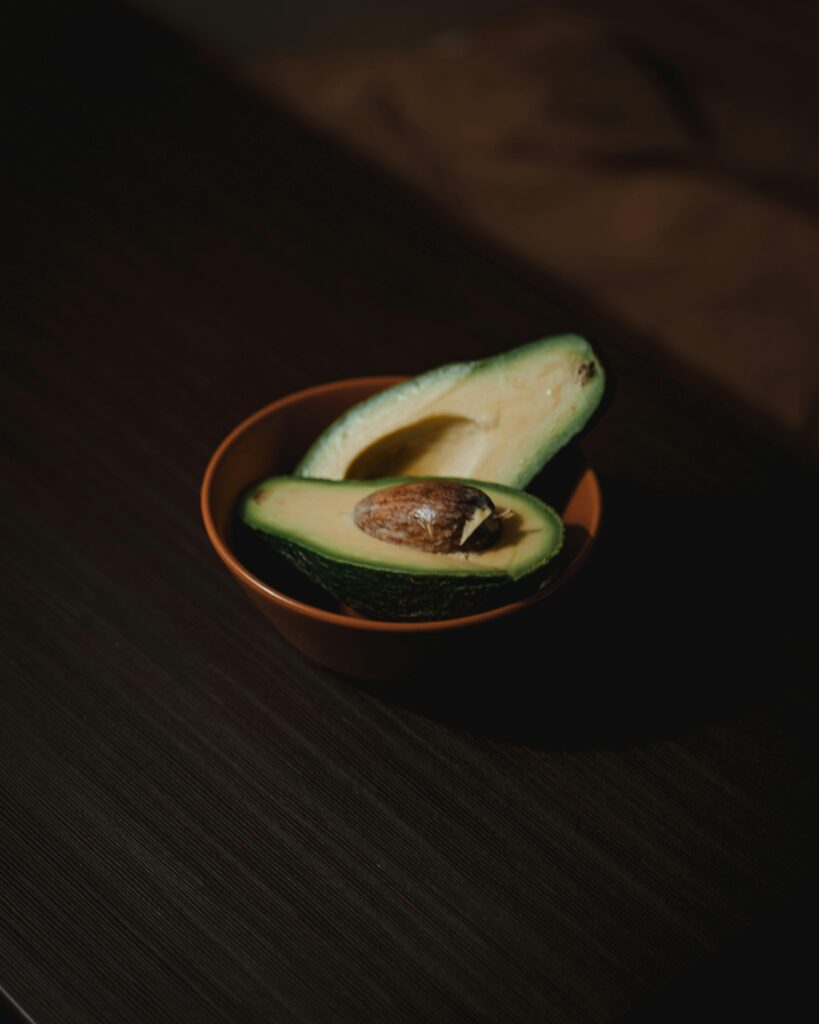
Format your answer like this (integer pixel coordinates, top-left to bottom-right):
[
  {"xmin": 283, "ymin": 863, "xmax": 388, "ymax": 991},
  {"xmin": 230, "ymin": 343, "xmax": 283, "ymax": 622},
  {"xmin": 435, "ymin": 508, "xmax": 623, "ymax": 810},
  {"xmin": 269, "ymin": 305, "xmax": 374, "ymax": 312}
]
[{"xmin": 203, "ymin": 377, "xmax": 601, "ymax": 630}]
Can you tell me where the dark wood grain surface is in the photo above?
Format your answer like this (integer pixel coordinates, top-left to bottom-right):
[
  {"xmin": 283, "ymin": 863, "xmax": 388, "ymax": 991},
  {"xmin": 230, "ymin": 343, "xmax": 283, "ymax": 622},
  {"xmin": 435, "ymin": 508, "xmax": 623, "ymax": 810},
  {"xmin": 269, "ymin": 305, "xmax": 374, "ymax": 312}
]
[{"xmin": 2, "ymin": 3, "xmax": 817, "ymax": 1022}]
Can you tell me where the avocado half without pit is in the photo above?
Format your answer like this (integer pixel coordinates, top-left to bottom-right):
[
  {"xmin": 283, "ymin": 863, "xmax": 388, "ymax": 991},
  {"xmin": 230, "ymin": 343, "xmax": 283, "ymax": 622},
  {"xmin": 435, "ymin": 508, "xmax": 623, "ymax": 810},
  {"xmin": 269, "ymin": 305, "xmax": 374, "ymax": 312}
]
[
  {"xmin": 241, "ymin": 476, "xmax": 564, "ymax": 621},
  {"xmin": 296, "ymin": 334, "xmax": 605, "ymax": 487}
]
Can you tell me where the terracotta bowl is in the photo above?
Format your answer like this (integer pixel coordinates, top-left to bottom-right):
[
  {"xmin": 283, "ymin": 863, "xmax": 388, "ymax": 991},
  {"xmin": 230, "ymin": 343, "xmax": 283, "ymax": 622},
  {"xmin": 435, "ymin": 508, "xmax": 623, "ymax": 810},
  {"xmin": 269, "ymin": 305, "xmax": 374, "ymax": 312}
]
[{"xmin": 201, "ymin": 377, "xmax": 602, "ymax": 679}]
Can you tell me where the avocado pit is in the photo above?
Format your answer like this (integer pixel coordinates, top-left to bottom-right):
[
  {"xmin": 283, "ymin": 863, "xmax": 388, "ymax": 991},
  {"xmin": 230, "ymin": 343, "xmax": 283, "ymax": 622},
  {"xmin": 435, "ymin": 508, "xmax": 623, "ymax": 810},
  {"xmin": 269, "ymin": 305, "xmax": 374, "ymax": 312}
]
[{"xmin": 353, "ymin": 480, "xmax": 501, "ymax": 554}]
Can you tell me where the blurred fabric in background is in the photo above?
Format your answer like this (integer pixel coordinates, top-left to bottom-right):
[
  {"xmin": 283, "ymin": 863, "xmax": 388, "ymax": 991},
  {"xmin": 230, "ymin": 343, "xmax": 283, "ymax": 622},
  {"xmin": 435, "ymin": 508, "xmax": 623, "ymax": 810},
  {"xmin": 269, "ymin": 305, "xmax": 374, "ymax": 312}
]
[{"xmin": 130, "ymin": 0, "xmax": 819, "ymax": 458}]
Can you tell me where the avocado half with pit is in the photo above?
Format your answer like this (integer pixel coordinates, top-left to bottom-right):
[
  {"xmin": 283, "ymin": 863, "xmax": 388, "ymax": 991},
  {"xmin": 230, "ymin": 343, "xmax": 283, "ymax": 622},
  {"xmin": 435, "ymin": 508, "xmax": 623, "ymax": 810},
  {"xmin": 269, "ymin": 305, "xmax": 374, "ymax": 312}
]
[
  {"xmin": 296, "ymin": 334, "xmax": 604, "ymax": 487},
  {"xmin": 241, "ymin": 476, "xmax": 564, "ymax": 621}
]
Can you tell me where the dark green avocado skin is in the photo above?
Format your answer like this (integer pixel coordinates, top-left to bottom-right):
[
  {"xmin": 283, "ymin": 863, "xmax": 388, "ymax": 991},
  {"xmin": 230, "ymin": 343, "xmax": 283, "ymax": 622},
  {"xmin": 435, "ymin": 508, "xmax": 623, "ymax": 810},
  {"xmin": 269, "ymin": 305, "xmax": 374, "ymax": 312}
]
[{"xmin": 270, "ymin": 535, "xmax": 545, "ymax": 621}]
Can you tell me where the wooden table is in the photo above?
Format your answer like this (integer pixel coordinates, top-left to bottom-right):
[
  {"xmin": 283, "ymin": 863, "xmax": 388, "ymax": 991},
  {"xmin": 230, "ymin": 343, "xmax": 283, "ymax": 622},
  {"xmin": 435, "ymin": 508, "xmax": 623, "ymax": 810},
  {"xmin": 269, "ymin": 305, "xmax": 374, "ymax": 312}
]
[{"xmin": 3, "ymin": 3, "xmax": 817, "ymax": 1022}]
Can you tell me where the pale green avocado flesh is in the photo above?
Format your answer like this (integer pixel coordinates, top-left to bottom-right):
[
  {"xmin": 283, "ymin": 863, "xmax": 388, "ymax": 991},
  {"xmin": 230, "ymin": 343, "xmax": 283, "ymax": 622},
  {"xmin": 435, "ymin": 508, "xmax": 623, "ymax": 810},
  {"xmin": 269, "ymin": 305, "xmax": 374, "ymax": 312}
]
[
  {"xmin": 241, "ymin": 476, "xmax": 564, "ymax": 621},
  {"xmin": 296, "ymin": 334, "xmax": 604, "ymax": 488}
]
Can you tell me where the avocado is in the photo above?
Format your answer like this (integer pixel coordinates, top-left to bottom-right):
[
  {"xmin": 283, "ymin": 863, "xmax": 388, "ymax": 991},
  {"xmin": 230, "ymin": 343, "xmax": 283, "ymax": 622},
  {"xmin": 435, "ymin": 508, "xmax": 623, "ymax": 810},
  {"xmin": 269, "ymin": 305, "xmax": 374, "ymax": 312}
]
[
  {"xmin": 240, "ymin": 476, "xmax": 564, "ymax": 621},
  {"xmin": 296, "ymin": 334, "xmax": 604, "ymax": 488}
]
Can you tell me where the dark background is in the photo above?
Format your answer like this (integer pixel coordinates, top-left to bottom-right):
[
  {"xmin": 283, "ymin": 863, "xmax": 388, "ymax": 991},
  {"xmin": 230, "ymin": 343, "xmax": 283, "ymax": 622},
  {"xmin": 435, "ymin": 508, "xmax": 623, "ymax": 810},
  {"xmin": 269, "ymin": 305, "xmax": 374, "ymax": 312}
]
[{"xmin": 2, "ymin": 2, "xmax": 817, "ymax": 1022}]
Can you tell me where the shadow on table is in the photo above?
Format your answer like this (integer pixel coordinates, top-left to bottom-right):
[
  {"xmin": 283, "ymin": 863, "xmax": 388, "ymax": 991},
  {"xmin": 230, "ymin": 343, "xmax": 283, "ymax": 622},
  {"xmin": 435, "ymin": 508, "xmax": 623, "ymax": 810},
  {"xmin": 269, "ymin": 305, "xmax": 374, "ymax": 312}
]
[
  {"xmin": 350, "ymin": 473, "xmax": 815, "ymax": 749},
  {"xmin": 618, "ymin": 882, "xmax": 819, "ymax": 1023}
]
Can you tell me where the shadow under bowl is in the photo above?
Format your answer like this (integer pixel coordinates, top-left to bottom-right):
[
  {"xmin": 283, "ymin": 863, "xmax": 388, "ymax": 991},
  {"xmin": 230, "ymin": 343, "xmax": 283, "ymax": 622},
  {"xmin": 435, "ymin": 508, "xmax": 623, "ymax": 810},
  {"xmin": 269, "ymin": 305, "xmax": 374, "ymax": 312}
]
[{"xmin": 201, "ymin": 377, "xmax": 602, "ymax": 679}]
